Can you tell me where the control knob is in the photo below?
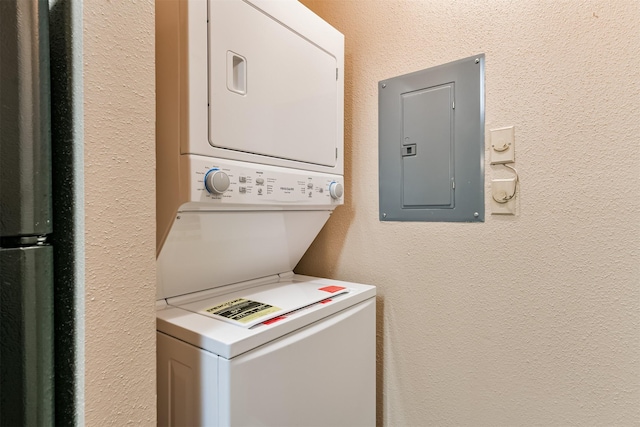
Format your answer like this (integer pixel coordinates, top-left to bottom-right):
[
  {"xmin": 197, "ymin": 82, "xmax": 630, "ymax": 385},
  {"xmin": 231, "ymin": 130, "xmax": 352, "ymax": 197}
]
[
  {"xmin": 204, "ymin": 168, "xmax": 230, "ymax": 195},
  {"xmin": 329, "ymin": 181, "xmax": 343, "ymax": 200}
]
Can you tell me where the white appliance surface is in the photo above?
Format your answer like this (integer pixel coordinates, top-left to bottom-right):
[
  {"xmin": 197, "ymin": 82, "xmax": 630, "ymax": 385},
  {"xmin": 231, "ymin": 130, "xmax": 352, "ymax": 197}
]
[
  {"xmin": 157, "ymin": 281, "xmax": 375, "ymax": 426},
  {"xmin": 155, "ymin": 154, "xmax": 346, "ymax": 300},
  {"xmin": 156, "ymin": 209, "xmax": 332, "ymax": 301},
  {"xmin": 208, "ymin": 0, "xmax": 339, "ymax": 167},
  {"xmin": 156, "ymin": 0, "xmax": 344, "ymax": 174},
  {"xmin": 157, "ymin": 274, "xmax": 375, "ymax": 359}
]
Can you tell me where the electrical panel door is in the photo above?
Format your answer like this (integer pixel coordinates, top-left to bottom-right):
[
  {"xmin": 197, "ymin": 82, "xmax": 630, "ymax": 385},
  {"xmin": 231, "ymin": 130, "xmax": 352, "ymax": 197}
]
[{"xmin": 379, "ymin": 55, "xmax": 485, "ymax": 222}]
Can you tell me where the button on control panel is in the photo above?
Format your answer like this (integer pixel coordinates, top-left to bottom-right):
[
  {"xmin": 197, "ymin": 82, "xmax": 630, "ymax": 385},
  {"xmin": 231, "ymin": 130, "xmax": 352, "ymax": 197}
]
[{"xmin": 189, "ymin": 157, "xmax": 344, "ymax": 206}]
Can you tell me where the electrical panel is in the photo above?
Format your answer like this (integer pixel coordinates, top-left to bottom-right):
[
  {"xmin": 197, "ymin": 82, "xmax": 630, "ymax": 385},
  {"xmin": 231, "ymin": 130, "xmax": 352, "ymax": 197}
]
[{"xmin": 379, "ymin": 55, "xmax": 485, "ymax": 222}]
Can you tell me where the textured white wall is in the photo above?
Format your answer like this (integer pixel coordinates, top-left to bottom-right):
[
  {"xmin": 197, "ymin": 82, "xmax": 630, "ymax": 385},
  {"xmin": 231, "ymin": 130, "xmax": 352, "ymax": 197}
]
[
  {"xmin": 83, "ymin": 1, "xmax": 156, "ymax": 424},
  {"xmin": 298, "ymin": 1, "xmax": 640, "ymax": 425}
]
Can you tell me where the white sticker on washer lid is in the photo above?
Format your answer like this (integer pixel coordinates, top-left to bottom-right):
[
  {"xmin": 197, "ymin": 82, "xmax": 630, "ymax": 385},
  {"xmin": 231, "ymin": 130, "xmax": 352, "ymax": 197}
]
[{"xmin": 203, "ymin": 298, "xmax": 282, "ymax": 327}]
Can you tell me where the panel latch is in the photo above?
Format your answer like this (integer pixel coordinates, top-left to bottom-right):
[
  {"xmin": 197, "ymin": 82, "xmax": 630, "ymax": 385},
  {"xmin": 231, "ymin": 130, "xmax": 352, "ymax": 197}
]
[{"xmin": 401, "ymin": 144, "xmax": 417, "ymax": 157}]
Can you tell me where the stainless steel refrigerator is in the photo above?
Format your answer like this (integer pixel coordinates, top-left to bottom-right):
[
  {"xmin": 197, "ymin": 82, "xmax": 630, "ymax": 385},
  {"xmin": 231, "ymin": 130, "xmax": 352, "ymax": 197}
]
[{"xmin": 0, "ymin": 0, "xmax": 55, "ymax": 424}]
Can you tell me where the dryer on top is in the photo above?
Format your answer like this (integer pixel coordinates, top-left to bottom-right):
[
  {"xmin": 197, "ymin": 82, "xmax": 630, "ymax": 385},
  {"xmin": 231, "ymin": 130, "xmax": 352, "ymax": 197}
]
[
  {"xmin": 156, "ymin": 0, "xmax": 345, "ymax": 259},
  {"xmin": 156, "ymin": 0, "xmax": 346, "ymax": 298},
  {"xmin": 156, "ymin": 0, "xmax": 345, "ymax": 174}
]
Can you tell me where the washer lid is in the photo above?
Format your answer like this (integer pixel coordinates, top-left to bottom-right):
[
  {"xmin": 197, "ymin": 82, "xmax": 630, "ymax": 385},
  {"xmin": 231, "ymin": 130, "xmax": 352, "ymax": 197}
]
[
  {"xmin": 157, "ymin": 275, "xmax": 376, "ymax": 359},
  {"xmin": 156, "ymin": 209, "xmax": 334, "ymax": 300},
  {"xmin": 175, "ymin": 281, "xmax": 349, "ymax": 329}
]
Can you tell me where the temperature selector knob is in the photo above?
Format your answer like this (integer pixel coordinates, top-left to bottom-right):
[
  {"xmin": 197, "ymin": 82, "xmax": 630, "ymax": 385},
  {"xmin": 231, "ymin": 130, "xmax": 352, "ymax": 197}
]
[
  {"xmin": 329, "ymin": 181, "xmax": 344, "ymax": 200},
  {"xmin": 204, "ymin": 168, "xmax": 230, "ymax": 195}
]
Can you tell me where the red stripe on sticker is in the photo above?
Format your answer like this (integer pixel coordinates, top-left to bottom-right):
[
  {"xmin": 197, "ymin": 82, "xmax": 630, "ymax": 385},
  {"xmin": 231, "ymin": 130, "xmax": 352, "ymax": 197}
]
[
  {"xmin": 320, "ymin": 299, "xmax": 332, "ymax": 304},
  {"xmin": 319, "ymin": 286, "xmax": 345, "ymax": 293},
  {"xmin": 263, "ymin": 316, "xmax": 286, "ymax": 325}
]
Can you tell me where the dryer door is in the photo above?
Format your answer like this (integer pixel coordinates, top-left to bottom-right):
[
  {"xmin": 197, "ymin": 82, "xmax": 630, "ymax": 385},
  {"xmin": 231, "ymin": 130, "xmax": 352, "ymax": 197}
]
[{"xmin": 208, "ymin": 0, "xmax": 338, "ymax": 167}]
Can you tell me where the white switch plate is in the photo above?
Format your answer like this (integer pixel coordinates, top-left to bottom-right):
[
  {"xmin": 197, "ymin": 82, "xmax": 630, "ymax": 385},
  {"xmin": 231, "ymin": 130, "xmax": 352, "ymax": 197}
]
[
  {"xmin": 491, "ymin": 178, "xmax": 516, "ymax": 215},
  {"xmin": 490, "ymin": 126, "xmax": 515, "ymax": 164}
]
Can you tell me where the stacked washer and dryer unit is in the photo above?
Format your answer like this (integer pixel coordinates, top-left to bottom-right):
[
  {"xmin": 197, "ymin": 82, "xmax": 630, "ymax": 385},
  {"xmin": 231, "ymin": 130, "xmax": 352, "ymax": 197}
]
[{"xmin": 156, "ymin": 0, "xmax": 376, "ymax": 425}]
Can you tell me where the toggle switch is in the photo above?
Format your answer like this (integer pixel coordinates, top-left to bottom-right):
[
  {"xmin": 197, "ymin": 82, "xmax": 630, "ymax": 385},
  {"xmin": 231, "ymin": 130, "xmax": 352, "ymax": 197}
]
[
  {"xmin": 491, "ymin": 177, "xmax": 516, "ymax": 215},
  {"xmin": 490, "ymin": 126, "xmax": 515, "ymax": 164}
]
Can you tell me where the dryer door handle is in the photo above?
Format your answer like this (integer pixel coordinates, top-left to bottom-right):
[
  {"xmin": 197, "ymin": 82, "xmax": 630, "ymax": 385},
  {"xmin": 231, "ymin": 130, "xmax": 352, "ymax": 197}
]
[{"xmin": 227, "ymin": 51, "xmax": 247, "ymax": 95}]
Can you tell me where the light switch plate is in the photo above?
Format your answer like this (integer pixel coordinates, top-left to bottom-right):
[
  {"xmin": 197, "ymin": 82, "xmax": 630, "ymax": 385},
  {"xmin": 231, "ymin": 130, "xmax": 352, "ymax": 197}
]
[
  {"xmin": 491, "ymin": 178, "xmax": 516, "ymax": 215},
  {"xmin": 490, "ymin": 126, "xmax": 515, "ymax": 164}
]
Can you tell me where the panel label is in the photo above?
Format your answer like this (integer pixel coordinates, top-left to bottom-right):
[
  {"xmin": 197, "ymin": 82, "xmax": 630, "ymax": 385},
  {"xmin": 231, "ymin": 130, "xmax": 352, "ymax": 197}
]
[{"xmin": 205, "ymin": 298, "xmax": 281, "ymax": 324}]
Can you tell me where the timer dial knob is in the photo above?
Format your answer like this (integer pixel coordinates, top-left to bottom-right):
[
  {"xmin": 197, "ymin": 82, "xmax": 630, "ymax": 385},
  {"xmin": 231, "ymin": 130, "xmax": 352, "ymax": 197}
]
[
  {"xmin": 329, "ymin": 181, "xmax": 344, "ymax": 200},
  {"xmin": 205, "ymin": 169, "xmax": 230, "ymax": 195}
]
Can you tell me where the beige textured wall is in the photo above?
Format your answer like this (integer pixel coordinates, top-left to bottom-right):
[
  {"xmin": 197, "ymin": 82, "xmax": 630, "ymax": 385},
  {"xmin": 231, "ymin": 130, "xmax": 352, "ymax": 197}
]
[
  {"xmin": 298, "ymin": 1, "xmax": 640, "ymax": 425},
  {"xmin": 83, "ymin": 0, "xmax": 156, "ymax": 424}
]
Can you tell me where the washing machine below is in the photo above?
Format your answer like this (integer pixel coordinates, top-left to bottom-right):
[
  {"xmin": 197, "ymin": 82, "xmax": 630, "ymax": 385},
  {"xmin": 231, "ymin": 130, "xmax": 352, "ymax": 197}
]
[
  {"xmin": 157, "ymin": 274, "xmax": 375, "ymax": 426},
  {"xmin": 155, "ymin": 0, "xmax": 375, "ymax": 425}
]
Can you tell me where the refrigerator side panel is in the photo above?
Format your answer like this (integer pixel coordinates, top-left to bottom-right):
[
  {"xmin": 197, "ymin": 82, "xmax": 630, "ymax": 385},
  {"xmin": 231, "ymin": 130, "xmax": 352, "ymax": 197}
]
[
  {"xmin": 0, "ymin": 246, "xmax": 54, "ymax": 426},
  {"xmin": 49, "ymin": 0, "xmax": 85, "ymax": 423},
  {"xmin": 0, "ymin": 0, "xmax": 52, "ymax": 237}
]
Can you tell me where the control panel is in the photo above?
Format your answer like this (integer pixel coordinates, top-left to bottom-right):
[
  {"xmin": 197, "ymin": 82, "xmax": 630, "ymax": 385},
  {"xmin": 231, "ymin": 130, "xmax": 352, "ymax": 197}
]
[{"xmin": 182, "ymin": 155, "xmax": 344, "ymax": 208}]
